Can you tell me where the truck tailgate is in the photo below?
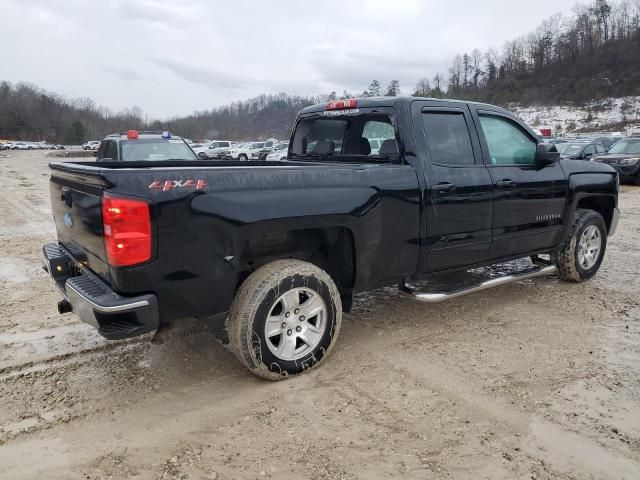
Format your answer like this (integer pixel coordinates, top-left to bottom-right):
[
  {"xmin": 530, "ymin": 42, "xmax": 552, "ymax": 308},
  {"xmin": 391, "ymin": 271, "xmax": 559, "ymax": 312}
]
[{"xmin": 49, "ymin": 165, "xmax": 111, "ymax": 283}]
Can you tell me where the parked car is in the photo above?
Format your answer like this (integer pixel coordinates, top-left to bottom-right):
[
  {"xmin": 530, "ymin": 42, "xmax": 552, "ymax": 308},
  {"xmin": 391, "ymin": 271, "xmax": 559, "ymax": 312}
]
[
  {"xmin": 265, "ymin": 142, "xmax": 290, "ymax": 161},
  {"xmin": 96, "ymin": 130, "xmax": 197, "ymax": 162},
  {"xmin": 586, "ymin": 136, "xmax": 620, "ymax": 150},
  {"xmin": 257, "ymin": 138, "xmax": 280, "ymax": 160},
  {"xmin": 189, "ymin": 140, "xmax": 211, "ymax": 149},
  {"xmin": 11, "ymin": 142, "xmax": 30, "ymax": 150},
  {"xmin": 556, "ymin": 141, "xmax": 607, "ymax": 160},
  {"xmin": 82, "ymin": 141, "xmax": 101, "ymax": 151},
  {"xmin": 194, "ymin": 140, "xmax": 234, "ymax": 160},
  {"xmin": 225, "ymin": 142, "xmax": 265, "ymax": 160},
  {"xmin": 592, "ymin": 136, "xmax": 640, "ymax": 184},
  {"xmin": 541, "ymin": 137, "xmax": 569, "ymax": 146},
  {"xmin": 41, "ymin": 97, "xmax": 619, "ymax": 380}
]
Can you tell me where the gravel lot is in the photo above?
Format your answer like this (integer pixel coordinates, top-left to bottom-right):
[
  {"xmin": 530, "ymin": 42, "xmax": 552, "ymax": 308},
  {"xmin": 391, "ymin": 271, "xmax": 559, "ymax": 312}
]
[{"xmin": 0, "ymin": 151, "xmax": 639, "ymax": 480}]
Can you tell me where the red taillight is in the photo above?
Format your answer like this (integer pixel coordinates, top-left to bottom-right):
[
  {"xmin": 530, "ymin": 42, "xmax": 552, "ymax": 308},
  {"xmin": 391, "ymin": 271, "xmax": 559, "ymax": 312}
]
[
  {"xmin": 127, "ymin": 129, "xmax": 139, "ymax": 140},
  {"xmin": 326, "ymin": 98, "xmax": 357, "ymax": 110},
  {"xmin": 102, "ymin": 196, "xmax": 151, "ymax": 267}
]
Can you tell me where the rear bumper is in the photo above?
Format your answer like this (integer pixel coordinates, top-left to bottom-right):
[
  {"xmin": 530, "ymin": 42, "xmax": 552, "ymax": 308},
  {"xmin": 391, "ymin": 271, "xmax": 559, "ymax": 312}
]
[{"xmin": 42, "ymin": 243, "xmax": 159, "ymax": 340}]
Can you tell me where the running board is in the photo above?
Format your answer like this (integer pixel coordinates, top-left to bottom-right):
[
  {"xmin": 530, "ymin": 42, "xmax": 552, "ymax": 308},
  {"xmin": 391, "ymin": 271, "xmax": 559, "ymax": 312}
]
[{"xmin": 399, "ymin": 265, "xmax": 557, "ymax": 303}]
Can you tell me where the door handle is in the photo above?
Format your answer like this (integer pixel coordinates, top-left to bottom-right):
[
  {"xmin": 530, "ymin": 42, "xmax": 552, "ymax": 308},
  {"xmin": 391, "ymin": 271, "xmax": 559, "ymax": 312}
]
[
  {"xmin": 432, "ymin": 182, "xmax": 456, "ymax": 193},
  {"xmin": 496, "ymin": 179, "xmax": 516, "ymax": 188}
]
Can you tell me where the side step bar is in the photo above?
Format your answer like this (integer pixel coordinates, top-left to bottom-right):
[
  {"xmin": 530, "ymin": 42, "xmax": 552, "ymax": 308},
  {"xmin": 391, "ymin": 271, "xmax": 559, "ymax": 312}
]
[{"xmin": 399, "ymin": 265, "xmax": 557, "ymax": 303}]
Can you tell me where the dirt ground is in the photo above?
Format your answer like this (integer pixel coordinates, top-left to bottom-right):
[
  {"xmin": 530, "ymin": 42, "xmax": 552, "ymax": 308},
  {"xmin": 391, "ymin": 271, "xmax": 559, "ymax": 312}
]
[{"xmin": 0, "ymin": 150, "xmax": 638, "ymax": 480}]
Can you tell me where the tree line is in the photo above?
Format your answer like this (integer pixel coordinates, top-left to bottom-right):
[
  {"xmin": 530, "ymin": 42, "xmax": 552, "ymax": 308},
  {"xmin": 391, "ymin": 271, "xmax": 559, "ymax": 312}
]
[
  {"xmin": 1, "ymin": 0, "xmax": 639, "ymax": 143},
  {"xmin": 411, "ymin": 0, "xmax": 640, "ymax": 104}
]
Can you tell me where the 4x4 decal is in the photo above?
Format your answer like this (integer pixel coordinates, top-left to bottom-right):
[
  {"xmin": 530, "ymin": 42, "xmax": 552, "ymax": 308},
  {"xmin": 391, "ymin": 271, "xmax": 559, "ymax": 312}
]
[{"xmin": 149, "ymin": 179, "xmax": 207, "ymax": 192}]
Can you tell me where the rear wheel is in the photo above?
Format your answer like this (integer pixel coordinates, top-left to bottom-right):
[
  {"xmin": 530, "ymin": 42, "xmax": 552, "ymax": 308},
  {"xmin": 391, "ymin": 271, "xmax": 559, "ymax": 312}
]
[
  {"xmin": 554, "ymin": 209, "xmax": 607, "ymax": 282},
  {"xmin": 197, "ymin": 152, "xmax": 208, "ymax": 160},
  {"xmin": 238, "ymin": 154, "xmax": 248, "ymax": 161},
  {"xmin": 227, "ymin": 260, "xmax": 342, "ymax": 380}
]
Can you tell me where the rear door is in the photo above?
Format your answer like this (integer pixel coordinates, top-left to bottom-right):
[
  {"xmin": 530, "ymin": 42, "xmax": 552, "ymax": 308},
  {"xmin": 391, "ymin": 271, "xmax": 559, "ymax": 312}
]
[
  {"xmin": 412, "ymin": 100, "xmax": 493, "ymax": 272},
  {"xmin": 471, "ymin": 107, "xmax": 568, "ymax": 259}
]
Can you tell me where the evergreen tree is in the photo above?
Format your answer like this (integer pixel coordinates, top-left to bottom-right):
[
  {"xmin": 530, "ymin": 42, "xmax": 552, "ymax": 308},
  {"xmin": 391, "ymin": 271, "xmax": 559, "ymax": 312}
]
[
  {"xmin": 386, "ymin": 80, "xmax": 400, "ymax": 96},
  {"xmin": 65, "ymin": 120, "xmax": 87, "ymax": 145},
  {"xmin": 367, "ymin": 80, "xmax": 382, "ymax": 97}
]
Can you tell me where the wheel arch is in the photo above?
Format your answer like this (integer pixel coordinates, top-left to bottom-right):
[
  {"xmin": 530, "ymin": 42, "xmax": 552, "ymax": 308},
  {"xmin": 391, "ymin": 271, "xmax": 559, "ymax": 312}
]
[
  {"xmin": 235, "ymin": 226, "xmax": 357, "ymax": 311},
  {"xmin": 576, "ymin": 195, "xmax": 616, "ymax": 233}
]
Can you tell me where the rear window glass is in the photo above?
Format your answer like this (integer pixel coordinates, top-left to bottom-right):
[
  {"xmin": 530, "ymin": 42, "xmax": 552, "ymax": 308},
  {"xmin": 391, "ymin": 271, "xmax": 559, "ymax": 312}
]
[
  {"xmin": 291, "ymin": 113, "xmax": 398, "ymax": 161},
  {"xmin": 121, "ymin": 139, "xmax": 197, "ymax": 161}
]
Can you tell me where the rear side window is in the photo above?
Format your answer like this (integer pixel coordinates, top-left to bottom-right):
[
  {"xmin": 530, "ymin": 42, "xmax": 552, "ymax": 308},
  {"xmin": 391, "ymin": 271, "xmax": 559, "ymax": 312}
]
[
  {"xmin": 422, "ymin": 112, "xmax": 475, "ymax": 166},
  {"xmin": 479, "ymin": 115, "xmax": 536, "ymax": 165}
]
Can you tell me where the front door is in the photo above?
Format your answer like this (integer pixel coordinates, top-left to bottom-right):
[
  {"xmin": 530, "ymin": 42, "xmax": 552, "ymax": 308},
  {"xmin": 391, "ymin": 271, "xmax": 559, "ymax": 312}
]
[
  {"xmin": 413, "ymin": 101, "xmax": 494, "ymax": 272},
  {"xmin": 471, "ymin": 108, "xmax": 568, "ymax": 260}
]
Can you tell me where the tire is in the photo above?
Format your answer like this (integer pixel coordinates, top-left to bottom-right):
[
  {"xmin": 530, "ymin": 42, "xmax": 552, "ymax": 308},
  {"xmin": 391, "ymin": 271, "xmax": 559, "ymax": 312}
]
[
  {"xmin": 197, "ymin": 152, "xmax": 208, "ymax": 160},
  {"xmin": 228, "ymin": 260, "xmax": 342, "ymax": 380},
  {"xmin": 554, "ymin": 209, "xmax": 607, "ymax": 282},
  {"xmin": 238, "ymin": 154, "xmax": 248, "ymax": 161}
]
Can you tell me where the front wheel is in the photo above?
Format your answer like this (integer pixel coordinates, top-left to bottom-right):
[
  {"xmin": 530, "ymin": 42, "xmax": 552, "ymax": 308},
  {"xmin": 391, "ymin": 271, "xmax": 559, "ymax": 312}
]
[
  {"xmin": 238, "ymin": 154, "xmax": 248, "ymax": 161},
  {"xmin": 554, "ymin": 209, "xmax": 607, "ymax": 282},
  {"xmin": 228, "ymin": 260, "xmax": 342, "ymax": 380}
]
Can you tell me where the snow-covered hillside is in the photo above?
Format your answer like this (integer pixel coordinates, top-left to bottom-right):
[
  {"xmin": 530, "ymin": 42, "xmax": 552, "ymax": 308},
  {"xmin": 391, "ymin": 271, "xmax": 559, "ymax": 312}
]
[{"xmin": 509, "ymin": 96, "xmax": 640, "ymax": 135}]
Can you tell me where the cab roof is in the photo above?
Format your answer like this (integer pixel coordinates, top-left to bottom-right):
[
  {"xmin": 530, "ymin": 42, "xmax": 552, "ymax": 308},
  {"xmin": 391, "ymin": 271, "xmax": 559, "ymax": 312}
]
[{"xmin": 299, "ymin": 96, "xmax": 510, "ymax": 115}]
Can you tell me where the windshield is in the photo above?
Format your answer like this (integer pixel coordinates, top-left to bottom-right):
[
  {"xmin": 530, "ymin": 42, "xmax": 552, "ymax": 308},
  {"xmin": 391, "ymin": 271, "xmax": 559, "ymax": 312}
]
[
  {"xmin": 251, "ymin": 142, "xmax": 265, "ymax": 149},
  {"xmin": 608, "ymin": 139, "xmax": 640, "ymax": 155},
  {"xmin": 274, "ymin": 143, "xmax": 288, "ymax": 151},
  {"xmin": 121, "ymin": 138, "xmax": 198, "ymax": 161},
  {"xmin": 291, "ymin": 113, "xmax": 398, "ymax": 162}
]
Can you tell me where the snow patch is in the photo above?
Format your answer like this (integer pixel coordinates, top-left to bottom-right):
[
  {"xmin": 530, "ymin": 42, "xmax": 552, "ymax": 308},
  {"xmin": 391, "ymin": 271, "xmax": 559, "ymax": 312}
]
[{"xmin": 509, "ymin": 96, "xmax": 640, "ymax": 135}]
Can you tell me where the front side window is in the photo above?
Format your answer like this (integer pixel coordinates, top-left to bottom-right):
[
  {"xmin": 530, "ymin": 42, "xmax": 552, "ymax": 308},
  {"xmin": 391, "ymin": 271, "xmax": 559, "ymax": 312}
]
[
  {"xmin": 479, "ymin": 115, "xmax": 536, "ymax": 165},
  {"xmin": 422, "ymin": 111, "xmax": 475, "ymax": 166}
]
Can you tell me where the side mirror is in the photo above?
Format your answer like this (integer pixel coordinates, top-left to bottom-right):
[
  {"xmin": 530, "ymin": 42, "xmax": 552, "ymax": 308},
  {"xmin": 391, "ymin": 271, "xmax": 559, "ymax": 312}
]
[{"xmin": 535, "ymin": 143, "xmax": 560, "ymax": 164}]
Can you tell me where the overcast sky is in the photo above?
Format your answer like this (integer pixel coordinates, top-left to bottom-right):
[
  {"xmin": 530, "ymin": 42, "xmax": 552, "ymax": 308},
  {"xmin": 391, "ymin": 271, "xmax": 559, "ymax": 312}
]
[{"xmin": 1, "ymin": 0, "xmax": 580, "ymax": 119}]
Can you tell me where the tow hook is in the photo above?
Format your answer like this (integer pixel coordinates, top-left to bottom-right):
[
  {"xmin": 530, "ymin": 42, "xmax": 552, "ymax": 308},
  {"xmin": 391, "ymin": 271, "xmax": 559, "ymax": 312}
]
[{"xmin": 57, "ymin": 299, "xmax": 73, "ymax": 314}]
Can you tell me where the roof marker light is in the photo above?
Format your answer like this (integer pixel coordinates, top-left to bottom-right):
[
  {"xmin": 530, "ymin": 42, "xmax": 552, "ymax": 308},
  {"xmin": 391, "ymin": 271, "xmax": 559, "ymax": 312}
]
[
  {"xmin": 326, "ymin": 99, "xmax": 357, "ymax": 111},
  {"xmin": 127, "ymin": 130, "xmax": 139, "ymax": 140}
]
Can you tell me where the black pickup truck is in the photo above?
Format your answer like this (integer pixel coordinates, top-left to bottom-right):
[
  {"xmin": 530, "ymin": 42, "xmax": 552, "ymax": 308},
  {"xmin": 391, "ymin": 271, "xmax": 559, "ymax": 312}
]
[{"xmin": 42, "ymin": 97, "xmax": 619, "ymax": 380}]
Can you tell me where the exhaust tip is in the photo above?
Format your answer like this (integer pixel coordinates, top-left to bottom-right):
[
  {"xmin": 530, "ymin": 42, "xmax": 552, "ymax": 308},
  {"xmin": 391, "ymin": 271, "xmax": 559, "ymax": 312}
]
[{"xmin": 57, "ymin": 299, "xmax": 72, "ymax": 314}]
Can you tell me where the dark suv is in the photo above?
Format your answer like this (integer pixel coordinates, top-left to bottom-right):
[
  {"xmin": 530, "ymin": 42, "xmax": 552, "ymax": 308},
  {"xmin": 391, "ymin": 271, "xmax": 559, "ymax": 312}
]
[{"xmin": 96, "ymin": 130, "xmax": 197, "ymax": 162}]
